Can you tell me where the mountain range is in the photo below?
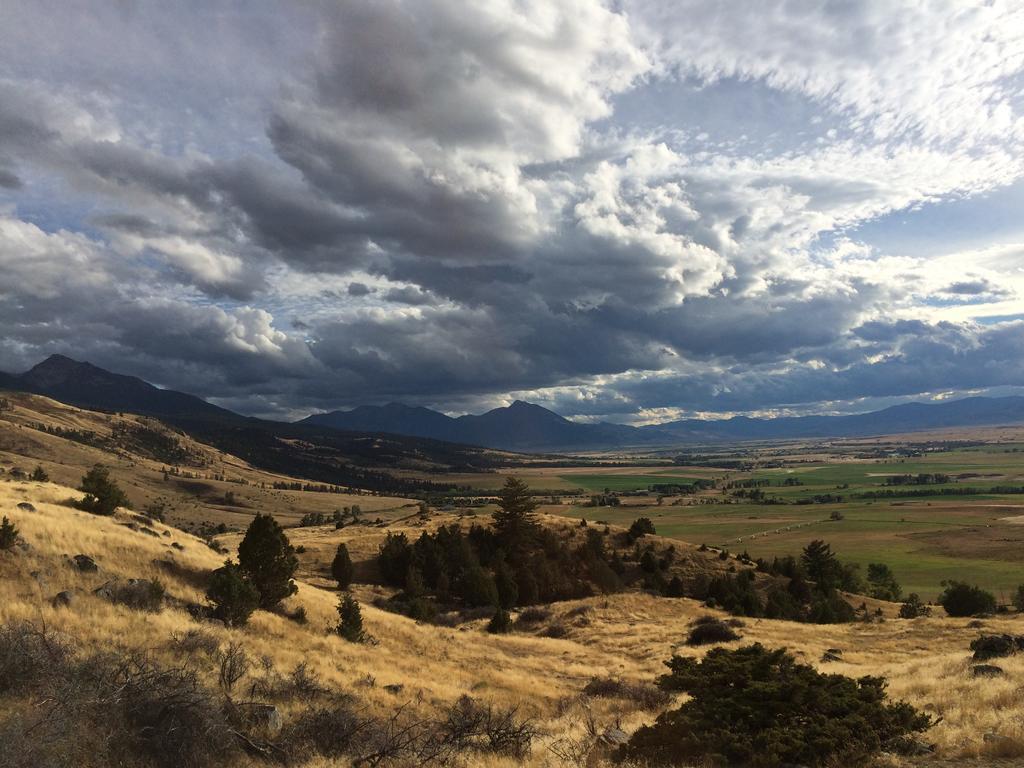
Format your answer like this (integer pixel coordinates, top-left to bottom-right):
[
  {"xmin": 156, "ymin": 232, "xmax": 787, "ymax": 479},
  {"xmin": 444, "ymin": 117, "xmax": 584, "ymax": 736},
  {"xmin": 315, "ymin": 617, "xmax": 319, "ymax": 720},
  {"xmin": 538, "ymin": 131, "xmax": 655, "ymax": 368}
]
[
  {"xmin": 303, "ymin": 395, "xmax": 1024, "ymax": 451},
  {"xmin": 0, "ymin": 355, "xmax": 515, "ymax": 492},
  {"xmin": 4, "ymin": 355, "xmax": 1024, "ymax": 453}
]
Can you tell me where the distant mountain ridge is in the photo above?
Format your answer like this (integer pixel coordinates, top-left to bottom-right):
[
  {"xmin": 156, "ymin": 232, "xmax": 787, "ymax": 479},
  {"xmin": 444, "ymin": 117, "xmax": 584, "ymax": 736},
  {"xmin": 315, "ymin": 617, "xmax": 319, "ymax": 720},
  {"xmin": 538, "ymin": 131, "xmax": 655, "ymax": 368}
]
[
  {"xmin": 299, "ymin": 399, "xmax": 650, "ymax": 450},
  {"xmin": 3, "ymin": 354, "xmax": 1024, "ymax": 452},
  {"xmin": 300, "ymin": 394, "xmax": 1024, "ymax": 450}
]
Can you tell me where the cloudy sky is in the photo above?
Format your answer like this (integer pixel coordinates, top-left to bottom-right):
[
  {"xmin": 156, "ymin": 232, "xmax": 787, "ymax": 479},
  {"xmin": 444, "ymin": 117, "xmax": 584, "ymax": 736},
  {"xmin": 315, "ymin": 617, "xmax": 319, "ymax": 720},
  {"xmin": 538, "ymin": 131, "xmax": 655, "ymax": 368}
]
[{"xmin": 2, "ymin": 1, "xmax": 1024, "ymax": 424}]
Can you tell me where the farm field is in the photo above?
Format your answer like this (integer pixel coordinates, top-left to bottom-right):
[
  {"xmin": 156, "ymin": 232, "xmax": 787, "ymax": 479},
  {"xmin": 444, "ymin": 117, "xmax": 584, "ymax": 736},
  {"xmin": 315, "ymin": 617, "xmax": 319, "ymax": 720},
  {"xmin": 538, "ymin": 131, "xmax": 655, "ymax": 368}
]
[
  {"xmin": 557, "ymin": 471, "xmax": 707, "ymax": 492},
  {"xmin": 547, "ymin": 443, "xmax": 1024, "ymax": 600},
  {"xmin": 394, "ymin": 464, "xmax": 725, "ymax": 492}
]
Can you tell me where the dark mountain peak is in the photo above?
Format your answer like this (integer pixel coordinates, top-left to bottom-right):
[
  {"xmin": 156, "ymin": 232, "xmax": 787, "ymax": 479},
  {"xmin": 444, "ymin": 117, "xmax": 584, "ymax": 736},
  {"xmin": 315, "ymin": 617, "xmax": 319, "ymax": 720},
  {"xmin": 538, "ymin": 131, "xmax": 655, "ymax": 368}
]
[
  {"xmin": 497, "ymin": 400, "xmax": 567, "ymax": 420},
  {"xmin": 23, "ymin": 354, "xmax": 132, "ymax": 389},
  {"xmin": 33, "ymin": 352, "xmax": 78, "ymax": 368},
  {"xmin": 11, "ymin": 354, "xmax": 237, "ymax": 422},
  {"xmin": 300, "ymin": 401, "xmax": 458, "ymax": 441},
  {"xmin": 28, "ymin": 353, "xmax": 90, "ymax": 373},
  {"xmin": 384, "ymin": 402, "xmax": 437, "ymax": 413}
]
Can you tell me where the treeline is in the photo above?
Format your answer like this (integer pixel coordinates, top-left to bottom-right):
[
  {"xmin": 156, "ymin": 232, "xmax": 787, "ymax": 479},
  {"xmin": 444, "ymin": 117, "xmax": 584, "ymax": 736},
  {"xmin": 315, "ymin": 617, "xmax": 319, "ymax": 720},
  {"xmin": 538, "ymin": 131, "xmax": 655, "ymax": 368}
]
[
  {"xmin": 296, "ymin": 507, "xmax": 363, "ymax": 527},
  {"xmin": 650, "ymin": 479, "xmax": 716, "ymax": 494},
  {"xmin": 855, "ymin": 485, "xmax": 1024, "ymax": 500},
  {"xmin": 429, "ymin": 487, "xmax": 581, "ymax": 499},
  {"xmin": 674, "ymin": 454, "xmax": 753, "ymax": 470},
  {"xmin": 30, "ymin": 421, "xmax": 204, "ymax": 466},
  {"xmin": 271, "ymin": 481, "xmax": 353, "ymax": 494},
  {"xmin": 30, "ymin": 422, "xmax": 105, "ymax": 448},
  {"xmin": 111, "ymin": 422, "xmax": 204, "ymax": 466},
  {"xmin": 584, "ymin": 493, "xmax": 621, "ymax": 507},
  {"xmin": 883, "ymin": 473, "xmax": 951, "ymax": 486}
]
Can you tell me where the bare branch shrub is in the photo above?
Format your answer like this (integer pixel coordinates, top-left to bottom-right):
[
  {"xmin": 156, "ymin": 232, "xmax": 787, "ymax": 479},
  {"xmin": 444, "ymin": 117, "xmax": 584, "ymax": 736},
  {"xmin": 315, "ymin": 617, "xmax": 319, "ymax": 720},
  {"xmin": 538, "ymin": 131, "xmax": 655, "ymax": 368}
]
[{"xmin": 217, "ymin": 642, "xmax": 250, "ymax": 699}]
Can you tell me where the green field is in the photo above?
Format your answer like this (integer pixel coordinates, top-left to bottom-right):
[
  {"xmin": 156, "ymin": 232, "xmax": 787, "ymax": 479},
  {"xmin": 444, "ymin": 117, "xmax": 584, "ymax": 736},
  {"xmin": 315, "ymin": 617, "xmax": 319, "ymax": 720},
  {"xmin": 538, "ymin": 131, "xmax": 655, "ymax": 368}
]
[
  {"xmin": 550, "ymin": 445, "xmax": 1024, "ymax": 600},
  {"xmin": 558, "ymin": 473, "xmax": 703, "ymax": 492}
]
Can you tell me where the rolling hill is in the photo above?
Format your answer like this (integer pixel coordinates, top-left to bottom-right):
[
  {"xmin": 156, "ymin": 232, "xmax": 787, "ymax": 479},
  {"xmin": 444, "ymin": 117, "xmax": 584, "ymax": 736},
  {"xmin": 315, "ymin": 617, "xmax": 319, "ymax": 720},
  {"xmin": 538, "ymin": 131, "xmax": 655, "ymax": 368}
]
[{"xmin": 0, "ymin": 357, "xmax": 525, "ymax": 492}]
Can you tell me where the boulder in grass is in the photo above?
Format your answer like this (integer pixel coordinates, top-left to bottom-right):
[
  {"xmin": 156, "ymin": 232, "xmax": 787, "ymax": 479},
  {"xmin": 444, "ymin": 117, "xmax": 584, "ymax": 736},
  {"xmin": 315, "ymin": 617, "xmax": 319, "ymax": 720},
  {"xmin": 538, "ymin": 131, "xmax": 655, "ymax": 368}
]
[
  {"xmin": 71, "ymin": 554, "xmax": 98, "ymax": 573},
  {"xmin": 16, "ymin": 502, "xmax": 35, "ymax": 512},
  {"xmin": 601, "ymin": 727, "xmax": 629, "ymax": 747},
  {"xmin": 51, "ymin": 590, "xmax": 74, "ymax": 609},
  {"xmin": 93, "ymin": 578, "xmax": 164, "ymax": 612},
  {"xmin": 971, "ymin": 664, "xmax": 1004, "ymax": 678}
]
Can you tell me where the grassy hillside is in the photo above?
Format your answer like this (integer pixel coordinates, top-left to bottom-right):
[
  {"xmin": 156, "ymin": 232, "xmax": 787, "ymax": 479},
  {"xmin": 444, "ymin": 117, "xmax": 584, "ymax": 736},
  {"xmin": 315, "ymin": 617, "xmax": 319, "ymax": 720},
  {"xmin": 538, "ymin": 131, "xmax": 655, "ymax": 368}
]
[
  {"xmin": 3, "ymin": 478, "xmax": 1024, "ymax": 765},
  {"xmin": 0, "ymin": 391, "xmax": 417, "ymax": 534}
]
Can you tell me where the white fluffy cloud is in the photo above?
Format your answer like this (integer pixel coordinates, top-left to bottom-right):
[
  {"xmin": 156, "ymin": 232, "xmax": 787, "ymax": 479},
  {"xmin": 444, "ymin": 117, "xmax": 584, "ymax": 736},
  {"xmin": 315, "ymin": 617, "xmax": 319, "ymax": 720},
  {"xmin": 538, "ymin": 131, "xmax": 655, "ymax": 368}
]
[
  {"xmin": 630, "ymin": 0, "xmax": 1024, "ymax": 146},
  {"xmin": 1, "ymin": 0, "xmax": 1023, "ymax": 419}
]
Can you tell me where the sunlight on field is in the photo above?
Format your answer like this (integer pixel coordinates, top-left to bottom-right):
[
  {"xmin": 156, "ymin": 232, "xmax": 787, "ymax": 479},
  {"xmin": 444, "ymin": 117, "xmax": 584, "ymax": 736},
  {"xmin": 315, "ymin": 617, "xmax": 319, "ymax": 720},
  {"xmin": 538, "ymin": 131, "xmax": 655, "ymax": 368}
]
[{"xmin": 4, "ymin": 479, "xmax": 1024, "ymax": 765}]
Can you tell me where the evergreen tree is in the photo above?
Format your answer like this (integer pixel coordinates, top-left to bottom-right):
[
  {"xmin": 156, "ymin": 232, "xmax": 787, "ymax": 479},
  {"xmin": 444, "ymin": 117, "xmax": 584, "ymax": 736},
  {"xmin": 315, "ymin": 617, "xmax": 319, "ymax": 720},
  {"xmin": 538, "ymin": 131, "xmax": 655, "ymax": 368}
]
[
  {"xmin": 515, "ymin": 567, "xmax": 539, "ymax": 605},
  {"xmin": 0, "ymin": 516, "xmax": 19, "ymax": 550},
  {"xmin": 378, "ymin": 531, "xmax": 413, "ymax": 586},
  {"xmin": 460, "ymin": 564, "xmax": 499, "ymax": 607},
  {"xmin": 487, "ymin": 607, "xmax": 512, "ymax": 634},
  {"xmin": 435, "ymin": 571, "xmax": 452, "ymax": 602},
  {"xmin": 640, "ymin": 549, "xmax": 659, "ymax": 573},
  {"xmin": 866, "ymin": 563, "xmax": 902, "ymax": 602},
  {"xmin": 628, "ymin": 517, "xmax": 656, "ymax": 542},
  {"xmin": 898, "ymin": 593, "xmax": 930, "ymax": 619},
  {"xmin": 206, "ymin": 560, "xmax": 260, "ymax": 626},
  {"xmin": 938, "ymin": 581, "xmax": 995, "ymax": 617},
  {"xmin": 337, "ymin": 593, "xmax": 365, "ymax": 642},
  {"xmin": 237, "ymin": 513, "xmax": 298, "ymax": 609},
  {"xmin": 665, "ymin": 575, "xmax": 686, "ymax": 598},
  {"xmin": 76, "ymin": 465, "xmax": 130, "ymax": 515},
  {"xmin": 404, "ymin": 564, "xmax": 426, "ymax": 599},
  {"xmin": 801, "ymin": 540, "xmax": 840, "ymax": 590},
  {"xmin": 624, "ymin": 644, "xmax": 936, "ymax": 767},
  {"xmin": 492, "ymin": 477, "xmax": 539, "ymax": 555},
  {"xmin": 493, "ymin": 558, "xmax": 519, "ymax": 608},
  {"xmin": 29, "ymin": 465, "xmax": 49, "ymax": 482},
  {"xmin": 331, "ymin": 542, "xmax": 354, "ymax": 590}
]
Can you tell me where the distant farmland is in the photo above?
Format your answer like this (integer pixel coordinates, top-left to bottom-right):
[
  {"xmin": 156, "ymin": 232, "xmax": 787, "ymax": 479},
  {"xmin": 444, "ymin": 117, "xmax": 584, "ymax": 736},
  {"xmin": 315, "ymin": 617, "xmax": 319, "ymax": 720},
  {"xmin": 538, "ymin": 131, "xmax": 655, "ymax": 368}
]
[
  {"xmin": 558, "ymin": 472, "xmax": 704, "ymax": 492},
  {"xmin": 547, "ymin": 443, "xmax": 1024, "ymax": 600}
]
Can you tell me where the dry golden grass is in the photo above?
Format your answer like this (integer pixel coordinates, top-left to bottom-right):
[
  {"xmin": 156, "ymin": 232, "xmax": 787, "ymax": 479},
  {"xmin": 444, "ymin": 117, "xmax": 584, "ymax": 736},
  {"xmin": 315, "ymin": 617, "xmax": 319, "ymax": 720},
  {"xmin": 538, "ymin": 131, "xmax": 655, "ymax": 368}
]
[
  {"xmin": 0, "ymin": 391, "xmax": 417, "ymax": 532},
  {"xmin": 4, "ymin": 477, "xmax": 1024, "ymax": 766}
]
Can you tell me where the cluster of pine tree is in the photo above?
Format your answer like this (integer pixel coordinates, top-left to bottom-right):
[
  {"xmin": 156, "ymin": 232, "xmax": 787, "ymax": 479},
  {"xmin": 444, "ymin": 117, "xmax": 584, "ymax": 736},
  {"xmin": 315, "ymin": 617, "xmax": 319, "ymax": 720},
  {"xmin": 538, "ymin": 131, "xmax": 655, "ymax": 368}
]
[
  {"xmin": 693, "ymin": 540, "xmax": 896, "ymax": 625},
  {"xmin": 376, "ymin": 478, "xmax": 625, "ymax": 621}
]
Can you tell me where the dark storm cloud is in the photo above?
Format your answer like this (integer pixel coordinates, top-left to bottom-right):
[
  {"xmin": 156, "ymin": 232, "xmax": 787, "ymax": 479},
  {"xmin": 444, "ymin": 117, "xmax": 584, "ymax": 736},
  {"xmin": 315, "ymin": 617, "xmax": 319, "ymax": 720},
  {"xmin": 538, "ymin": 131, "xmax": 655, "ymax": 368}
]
[
  {"xmin": 0, "ymin": 167, "xmax": 21, "ymax": 189},
  {"xmin": 610, "ymin": 320, "xmax": 1024, "ymax": 414},
  {"xmin": 347, "ymin": 283, "xmax": 373, "ymax": 297},
  {"xmin": 382, "ymin": 286, "xmax": 435, "ymax": 306},
  {"xmin": 0, "ymin": 1, "xmax": 1023, "ymax": 422},
  {"xmin": 939, "ymin": 279, "xmax": 1012, "ymax": 300},
  {"xmin": 852, "ymin": 319, "xmax": 934, "ymax": 342}
]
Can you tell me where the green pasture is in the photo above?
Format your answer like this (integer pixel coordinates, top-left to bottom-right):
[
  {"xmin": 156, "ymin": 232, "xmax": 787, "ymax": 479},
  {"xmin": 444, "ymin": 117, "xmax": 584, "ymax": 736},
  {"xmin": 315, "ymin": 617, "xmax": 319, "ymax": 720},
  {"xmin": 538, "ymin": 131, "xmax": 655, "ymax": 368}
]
[
  {"xmin": 553, "ymin": 494, "xmax": 1024, "ymax": 600},
  {"xmin": 558, "ymin": 473, "xmax": 703, "ymax": 492}
]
